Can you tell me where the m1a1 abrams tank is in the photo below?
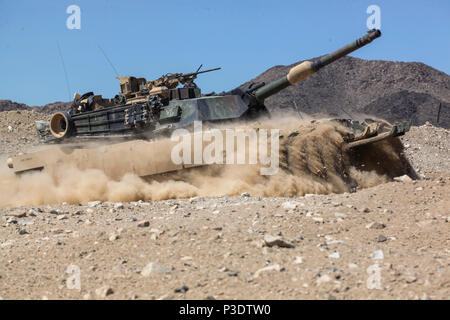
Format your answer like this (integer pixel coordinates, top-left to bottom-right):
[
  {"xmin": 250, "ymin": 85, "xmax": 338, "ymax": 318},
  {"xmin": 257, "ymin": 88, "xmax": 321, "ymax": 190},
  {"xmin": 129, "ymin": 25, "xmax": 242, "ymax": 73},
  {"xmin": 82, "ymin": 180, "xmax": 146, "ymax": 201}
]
[{"xmin": 7, "ymin": 29, "xmax": 413, "ymax": 179}]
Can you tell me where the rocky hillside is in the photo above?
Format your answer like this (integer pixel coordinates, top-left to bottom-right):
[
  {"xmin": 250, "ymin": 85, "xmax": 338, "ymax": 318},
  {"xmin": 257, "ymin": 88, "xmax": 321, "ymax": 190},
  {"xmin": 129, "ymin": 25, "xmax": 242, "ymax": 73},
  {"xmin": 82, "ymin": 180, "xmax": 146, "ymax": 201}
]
[
  {"xmin": 0, "ymin": 100, "xmax": 29, "ymax": 112},
  {"xmin": 1, "ymin": 57, "xmax": 449, "ymax": 127},
  {"xmin": 0, "ymin": 100, "xmax": 71, "ymax": 114},
  {"xmin": 241, "ymin": 56, "xmax": 450, "ymax": 128},
  {"xmin": 33, "ymin": 101, "xmax": 72, "ymax": 114}
]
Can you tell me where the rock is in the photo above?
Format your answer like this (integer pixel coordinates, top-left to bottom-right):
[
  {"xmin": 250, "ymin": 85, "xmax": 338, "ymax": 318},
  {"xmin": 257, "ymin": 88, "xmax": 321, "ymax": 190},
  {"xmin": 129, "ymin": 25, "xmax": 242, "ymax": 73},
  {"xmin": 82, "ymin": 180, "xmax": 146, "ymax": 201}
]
[
  {"xmin": 282, "ymin": 201, "xmax": 298, "ymax": 210},
  {"xmin": 137, "ymin": 220, "xmax": 150, "ymax": 228},
  {"xmin": 28, "ymin": 209, "xmax": 38, "ymax": 216},
  {"xmin": 312, "ymin": 217, "xmax": 324, "ymax": 223},
  {"xmin": 417, "ymin": 219, "xmax": 436, "ymax": 228},
  {"xmin": 189, "ymin": 196, "xmax": 200, "ymax": 203},
  {"xmin": 371, "ymin": 250, "xmax": 384, "ymax": 260},
  {"xmin": 6, "ymin": 217, "xmax": 17, "ymax": 224},
  {"xmin": 366, "ymin": 222, "xmax": 386, "ymax": 229},
  {"xmin": 376, "ymin": 235, "xmax": 387, "ymax": 242},
  {"xmin": 86, "ymin": 208, "xmax": 94, "ymax": 214},
  {"xmin": 141, "ymin": 262, "xmax": 172, "ymax": 277},
  {"xmin": 109, "ymin": 233, "xmax": 119, "ymax": 241},
  {"xmin": 254, "ymin": 264, "xmax": 284, "ymax": 278},
  {"xmin": 114, "ymin": 202, "xmax": 124, "ymax": 209},
  {"xmin": 18, "ymin": 229, "xmax": 28, "ymax": 235},
  {"xmin": 88, "ymin": 201, "xmax": 102, "ymax": 208},
  {"xmin": 181, "ymin": 256, "xmax": 193, "ymax": 262},
  {"xmin": 18, "ymin": 220, "xmax": 34, "ymax": 226},
  {"xmin": 393, "ymin": 175, "xmax": 412, "ymax": 183},
  {"xmin": 57, "ymin": 215, "xmax": 68, "ymax": 220},
  {"xmin": 174, "ymin": 285, "xmax": 189, "ymax": 293},
  {"xmin": 293, "ymin": 256, "xmax": 303, "ymax": 264},
  {"xmin": 348, "ymin": 263, "xmax": 358, "ymax": 269},
  {"xmin": 404, "ymin": 272, "xmax": 418, "ymax": 284},
  {"xmin": 95, "ymin": 286, "xmax": 114, "ymax": 298},
  {"xmin": 263, "ymin": 234, "xmax": 295, "ymax": 248},
  {"xmin": 326, "ymin": 240, "xmax": 346, "ymax": 245},
  {"xmin": 7, "ymin": 212, "xmax": 26, "ymax": 218},
  {"xmin": 241, "ymin": 192, "xmax": 250, "ymax": 197},
  {"xmin": 362, "ymin": 207, "xmax": 371, "ymax": 213},
  {"xmin": 331, "ymin": 201, "xmax": 341, "ymax": 207},
  {"xmin": 316, "ymin": 274, "xmax": 332, "ymax": 285},
  {"xmin": 329, "ymin": 252, "xmax": 340, "ymax": 259},
  {"xmin": 7, "ymin": 125, "xmax": 13, "ymax": 132},
  {"xmin": 415, "ymin": 187, "xmax": 423, "ymax": 191},
  {"xmin": 83, "ymin": 293, "xmax": 91, "ymax": 300}
]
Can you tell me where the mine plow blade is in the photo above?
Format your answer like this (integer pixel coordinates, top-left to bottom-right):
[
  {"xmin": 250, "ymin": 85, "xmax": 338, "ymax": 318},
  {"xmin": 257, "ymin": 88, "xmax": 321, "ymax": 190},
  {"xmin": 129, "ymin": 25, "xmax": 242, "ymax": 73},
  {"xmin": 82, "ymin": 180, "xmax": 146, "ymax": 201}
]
[{"xmin": 336, "ymin": 120, "xmax": 411, "ymax": 149}]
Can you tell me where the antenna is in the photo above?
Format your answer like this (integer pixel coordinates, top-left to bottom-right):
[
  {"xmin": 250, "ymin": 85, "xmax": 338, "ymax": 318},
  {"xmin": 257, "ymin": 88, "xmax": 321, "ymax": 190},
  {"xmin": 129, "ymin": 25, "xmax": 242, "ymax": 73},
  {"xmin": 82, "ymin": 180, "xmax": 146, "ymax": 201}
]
[
  {"xmin": 436, "ymin": 102, "xmax": 442, "ymax": 125},
  {"xmin": 56, "ymin": 41, "xmax": 72, "ymax": 101},
  {"xmin": 195, "ymin": 64, "xmax": 203, "ymax": 73},
  {"xmin": 340, "ymin": 106, "xmax": 353, "ymax": 119},
  {"xmin": 98, "ymin": 45, "xmax": 119, "ymax": 77},
  {"xmin": 293, "ymin": 100, "xmax": 303, "ymax": 120}
]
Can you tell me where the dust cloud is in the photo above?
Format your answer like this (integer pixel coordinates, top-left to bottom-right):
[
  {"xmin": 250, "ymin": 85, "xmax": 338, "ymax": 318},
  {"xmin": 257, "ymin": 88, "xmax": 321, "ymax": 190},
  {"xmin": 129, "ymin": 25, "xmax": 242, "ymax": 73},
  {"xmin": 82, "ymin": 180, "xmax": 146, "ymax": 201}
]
[{"xmin": 0, "ymin": 119, "xmax": 409, "ymax": 207}]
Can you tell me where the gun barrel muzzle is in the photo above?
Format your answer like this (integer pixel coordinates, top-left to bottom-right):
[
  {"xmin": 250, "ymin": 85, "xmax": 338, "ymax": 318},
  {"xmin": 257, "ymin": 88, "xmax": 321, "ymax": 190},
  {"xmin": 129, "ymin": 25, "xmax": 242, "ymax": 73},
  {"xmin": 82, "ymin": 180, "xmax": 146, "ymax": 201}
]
[
  {"xmin": 311, "ymin": 29, "xmax": 381, "ymax": 71},
  {"xmin": 254, "ymin": 29, "xmax": 381, "ymax": 102}
]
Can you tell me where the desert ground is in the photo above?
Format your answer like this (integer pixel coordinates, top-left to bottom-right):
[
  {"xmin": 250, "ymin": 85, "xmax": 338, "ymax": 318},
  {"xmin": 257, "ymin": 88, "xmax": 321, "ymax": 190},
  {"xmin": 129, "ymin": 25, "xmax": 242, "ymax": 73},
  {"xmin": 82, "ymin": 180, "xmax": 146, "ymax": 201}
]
[{"xmin": 0, "ymin": 110, "xmax": 448, "ymax": 300}]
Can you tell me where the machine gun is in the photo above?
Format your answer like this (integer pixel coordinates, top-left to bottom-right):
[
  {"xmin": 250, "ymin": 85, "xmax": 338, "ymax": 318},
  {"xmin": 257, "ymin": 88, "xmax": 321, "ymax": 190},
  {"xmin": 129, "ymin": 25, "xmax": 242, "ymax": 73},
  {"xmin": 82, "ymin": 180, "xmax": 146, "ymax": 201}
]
[{"xmin": 146, "ymin": 66, "xmax": 221, "ymax": 90}]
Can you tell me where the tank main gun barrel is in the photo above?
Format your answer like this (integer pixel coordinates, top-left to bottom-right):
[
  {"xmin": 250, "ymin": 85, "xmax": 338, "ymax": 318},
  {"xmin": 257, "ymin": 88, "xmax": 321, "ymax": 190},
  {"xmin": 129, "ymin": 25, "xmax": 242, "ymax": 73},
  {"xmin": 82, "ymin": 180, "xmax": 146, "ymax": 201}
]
[{"xmin": 254, "ymin": 29, "xmax": 381, "ymax": 102}]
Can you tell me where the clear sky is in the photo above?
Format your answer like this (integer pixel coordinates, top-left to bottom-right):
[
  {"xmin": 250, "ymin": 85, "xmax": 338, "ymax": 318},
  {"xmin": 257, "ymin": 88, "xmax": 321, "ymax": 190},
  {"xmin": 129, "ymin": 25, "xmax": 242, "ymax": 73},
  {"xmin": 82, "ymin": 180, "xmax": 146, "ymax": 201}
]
[{"xmin": 1, "ymin": 0, "xmax": 449, "ymax": 106}]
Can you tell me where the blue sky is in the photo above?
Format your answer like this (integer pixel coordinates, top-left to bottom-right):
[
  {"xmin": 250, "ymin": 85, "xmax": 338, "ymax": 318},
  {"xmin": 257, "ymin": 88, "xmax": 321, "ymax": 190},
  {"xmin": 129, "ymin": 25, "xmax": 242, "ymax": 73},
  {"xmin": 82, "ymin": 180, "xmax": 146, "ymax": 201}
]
[{"xmin": 1, "ymin": 0, "xmax": 449, "ymax": 106}]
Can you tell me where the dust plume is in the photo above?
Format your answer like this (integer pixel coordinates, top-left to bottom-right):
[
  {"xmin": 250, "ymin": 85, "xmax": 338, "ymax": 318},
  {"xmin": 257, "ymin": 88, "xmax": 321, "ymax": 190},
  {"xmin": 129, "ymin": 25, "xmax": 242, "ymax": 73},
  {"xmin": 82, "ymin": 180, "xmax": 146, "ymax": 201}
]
[{"xmin": 0, "ymin": 119, "xmax": 413, "ymax": 207}]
